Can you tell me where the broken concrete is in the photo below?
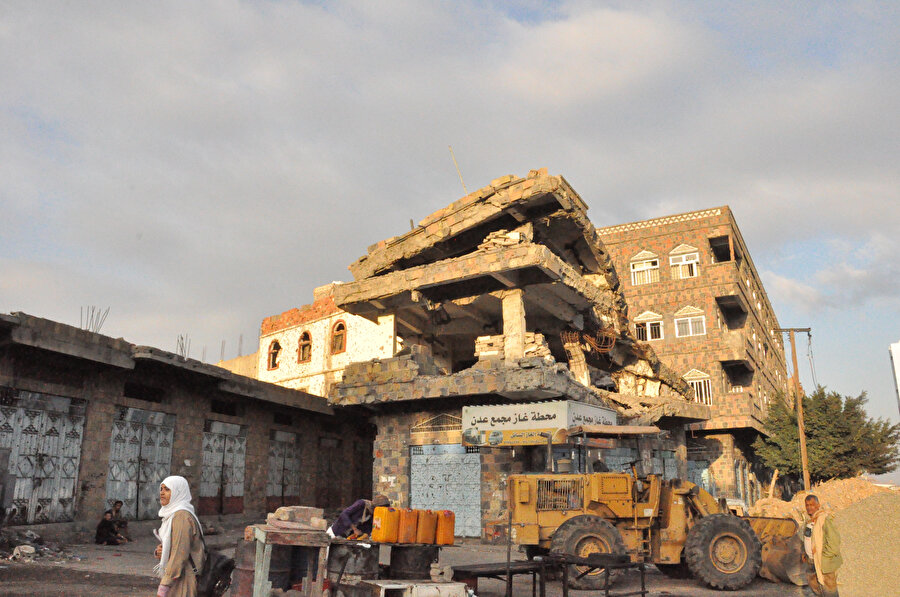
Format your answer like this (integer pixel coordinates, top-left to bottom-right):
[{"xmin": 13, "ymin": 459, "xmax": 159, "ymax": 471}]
[{"xmin": 333, "ymin": 169, "xmax": 704, "ymax": 423}]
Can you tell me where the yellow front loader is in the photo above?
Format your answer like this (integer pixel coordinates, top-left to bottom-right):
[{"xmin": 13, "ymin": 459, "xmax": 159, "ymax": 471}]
[{"xmin": 507, "ymin": 467, "xmax": 803, "ymax": 591}]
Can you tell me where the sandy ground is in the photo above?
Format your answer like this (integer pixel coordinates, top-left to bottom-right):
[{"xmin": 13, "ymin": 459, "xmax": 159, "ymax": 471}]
[{"xmin": 0, "ymin": 529, "xmax": 805, "ymax": 597}]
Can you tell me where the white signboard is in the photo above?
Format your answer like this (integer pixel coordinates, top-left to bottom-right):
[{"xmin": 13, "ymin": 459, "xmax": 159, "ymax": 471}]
[{"xmin": 461, "ymin": 400, "xmax": 616, "ymax": 446}]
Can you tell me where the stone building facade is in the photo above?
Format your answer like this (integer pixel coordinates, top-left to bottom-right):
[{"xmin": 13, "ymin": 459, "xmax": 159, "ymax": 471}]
[
  {"xmin": 597, "ymin": 207, "xmax": 790, "ymax": 503},
  {"xmin": 0, "ymin": 312, "xmax": 373, "ymax": 528}
]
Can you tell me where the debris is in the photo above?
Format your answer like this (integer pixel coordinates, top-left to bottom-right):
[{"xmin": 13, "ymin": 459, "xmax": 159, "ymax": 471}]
[
  {"xmin": 832, "ymin": 491, "xmax": 900, "ymax": 597},
  {"xmin": 749, "ymin": 477, "xmax": 890, "ymax": 523},
  {"xmin": 11, "ymin": 544, "xmax": 36, "ymax": 561}
]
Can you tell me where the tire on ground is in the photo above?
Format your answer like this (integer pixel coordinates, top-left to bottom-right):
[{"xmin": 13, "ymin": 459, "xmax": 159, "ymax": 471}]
[
  {"xmin": 549, "ymin": 515, "xmax": 627, "ymax": 590},
  {"xmin": 684, "ymin": 514, "xmax": 762, "ymax": 590}
]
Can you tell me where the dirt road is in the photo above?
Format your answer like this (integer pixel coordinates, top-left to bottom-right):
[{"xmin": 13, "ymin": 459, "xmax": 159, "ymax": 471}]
[
  {"xmin": 0, "ymin": 563, "xmax": 157, "ymax": 597},
  {"xmin": 0, "ymin": 532, "xmax": 804, "ymax": 597}
]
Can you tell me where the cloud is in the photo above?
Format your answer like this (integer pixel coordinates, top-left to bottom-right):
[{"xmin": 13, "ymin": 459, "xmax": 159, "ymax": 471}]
[
  {"xmin": 762, "ymin": 271, "xmax": 829, "ymax": 312},
  {"xmin": 763, "ymin": 233, "xmax": 900, "ymax": 314},
  {"xmin": 0, "ymin": 1, "xmax": 898, "ymax": 370}
]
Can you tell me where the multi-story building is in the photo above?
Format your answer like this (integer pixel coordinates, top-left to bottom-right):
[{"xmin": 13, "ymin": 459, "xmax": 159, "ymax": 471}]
[
  {"xmin": 598, "ymin": 207, "xmax": 789, "ymax": 503},
  {"xmin": 235, "ymin": 178, "xmax": 787, "ymax": 537},
  {"xmin": 252, "ymin": 170, "xmax": 711, "ymax": 537}
]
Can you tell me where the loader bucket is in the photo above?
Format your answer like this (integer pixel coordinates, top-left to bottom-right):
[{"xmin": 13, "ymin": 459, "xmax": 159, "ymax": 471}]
[
  {"xmin": 746, "ymin": 517, "xmax": 806, "ymax": 586},
  {"xmin": 759, "ymin": 534, "xmax": 807, "ymax": 585}
]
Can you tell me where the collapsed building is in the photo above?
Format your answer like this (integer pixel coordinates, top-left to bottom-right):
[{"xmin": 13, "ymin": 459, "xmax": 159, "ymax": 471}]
[
  {"xmin": 321, "ymin": 168, "xmax": 710, "ymax": 536},
  {"xmin": 249, "ymin": 169, "xmax": 790, "ymax": 538}
]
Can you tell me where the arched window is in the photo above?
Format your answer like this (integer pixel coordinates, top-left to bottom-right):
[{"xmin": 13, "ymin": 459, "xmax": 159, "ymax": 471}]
[
  {"xmin": 298, "ymin": 331, "xmax": 312, "ymax": 363},
  {"xmin": 267, "ymin": 340, "xmax": 282, "ymax": 370},
  {"xmin": 330, "ymin": 321, "xmax": 346, "ymax": 354}
]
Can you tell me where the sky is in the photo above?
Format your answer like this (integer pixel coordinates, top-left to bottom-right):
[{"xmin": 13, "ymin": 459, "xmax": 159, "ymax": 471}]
[{"xmin": 2, "ymin": 1, "xmax": 899, "ymax": 464}]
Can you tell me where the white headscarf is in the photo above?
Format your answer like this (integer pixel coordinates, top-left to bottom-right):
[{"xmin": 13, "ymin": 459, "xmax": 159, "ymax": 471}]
[{"xmin": 153, "ymin": 475, "xmax": 200, "ymax": 578}]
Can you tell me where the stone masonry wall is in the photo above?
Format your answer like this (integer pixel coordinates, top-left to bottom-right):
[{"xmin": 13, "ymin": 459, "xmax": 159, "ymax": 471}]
[
  {"xmin": 599, "ymin": 208, "xmax": 789, "ymax": 419},
  {"xmin": 0, "ymin": 347, "xmax": 369, "ymax": 526}
]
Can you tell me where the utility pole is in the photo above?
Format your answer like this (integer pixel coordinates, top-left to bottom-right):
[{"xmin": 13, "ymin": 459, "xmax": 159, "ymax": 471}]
[{"xmin": 775, "ymin": 327, "xmax": 812, "ymax": 490}]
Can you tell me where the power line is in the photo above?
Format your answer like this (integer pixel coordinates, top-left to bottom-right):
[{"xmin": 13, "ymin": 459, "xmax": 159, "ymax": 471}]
[{"xmin": 806, "ymin": 332, "xmax": 819, "ymax": 390}]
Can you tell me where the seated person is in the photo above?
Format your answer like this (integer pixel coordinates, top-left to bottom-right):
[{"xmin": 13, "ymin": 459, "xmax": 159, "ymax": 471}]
[
  {"xmin": 327, "ymin": 495, "xmax": 390, "ymax": 539},
  {"xmin": 95, "ymin": 510, "xmax": 127, "ymax": 545},
  {"xmin": 110, "ymin": 500, "xmax": 130, "ymax": 539}
]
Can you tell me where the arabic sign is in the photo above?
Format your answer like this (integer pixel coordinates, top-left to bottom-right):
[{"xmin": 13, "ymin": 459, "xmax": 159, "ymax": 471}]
[{"xmin": 461, "ymin": 400, "xmax": 616, "ymax": 446}]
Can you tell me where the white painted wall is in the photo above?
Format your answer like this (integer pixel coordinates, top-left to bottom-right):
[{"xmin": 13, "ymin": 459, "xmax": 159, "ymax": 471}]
[{"xmin": 258, "ymin": 311, "xmax": 397, "ymax": 396}]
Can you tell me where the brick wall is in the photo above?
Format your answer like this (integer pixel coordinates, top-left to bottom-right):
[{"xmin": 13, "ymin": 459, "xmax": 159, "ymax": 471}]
[{"xmin": 599, "ymin": 208, "xmax": 789, "ymax": 420}]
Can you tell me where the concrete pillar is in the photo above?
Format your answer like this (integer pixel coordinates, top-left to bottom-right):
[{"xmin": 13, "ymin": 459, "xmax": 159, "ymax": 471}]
[
  {"xmin": 672, "ymin": 426, "xmax": 688, "ymax": 479},
  {"xmin": 501, "ymin": 289, "xmax": 526, "ymax": 364}
]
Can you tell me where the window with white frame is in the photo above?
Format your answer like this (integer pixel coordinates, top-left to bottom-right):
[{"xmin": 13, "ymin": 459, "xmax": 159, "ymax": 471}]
[
  {"xmin": 675, "ymin": 315, "xmax": 706, "ymax": 337},
  {"xmin": 670, "ymin": 252, "xmax": 700, "ymax": 279},
  {"xmin": 635, "ymin": 320, "xmax": 663, "ymax": 341},
  {"xmin": 683, "ymin": 369, "xmax": 713, "ymax": 405},
  {"xmin": 631, "ymin": 258, "xmax": 660, "ymax": 286}
]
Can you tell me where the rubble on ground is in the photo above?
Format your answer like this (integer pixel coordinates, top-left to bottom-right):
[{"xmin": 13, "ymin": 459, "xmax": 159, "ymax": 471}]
[
  {"xmin": 832, "ymin": 490, "xmax": 900, "ymax": 597},
  {"xmin": 0, "ymin": 528, "xmax": 84, "ymax": 562},
  {"xmin": 749, "ymin": 477, "xmax": 891, "ymax": 523}
]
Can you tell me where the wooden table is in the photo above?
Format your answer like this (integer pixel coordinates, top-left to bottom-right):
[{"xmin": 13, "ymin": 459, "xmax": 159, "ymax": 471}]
[
  {"xmin": 251, "ymin": 525, "xmax": 330, "ymax": 597},
  {"xmin": 451, "ymin": 560, "xmax": 548, "ymax": 597}
]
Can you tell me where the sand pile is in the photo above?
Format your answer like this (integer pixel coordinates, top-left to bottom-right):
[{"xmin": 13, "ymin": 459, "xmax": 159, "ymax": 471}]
[
  {"xmin": 832, "ymin": 491, "xmax": 900, "ymax": 597},
  {"xmin": 749, "ymin": 477, "xmax": 890, "ymax": 523}
]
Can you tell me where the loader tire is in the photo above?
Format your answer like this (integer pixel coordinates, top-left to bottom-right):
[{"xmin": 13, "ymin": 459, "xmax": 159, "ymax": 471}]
[
  {"xmin": 655, "ymin": 562, "xmax": 692, "ymax": 579},
  {"xmin": 550, "ymin": 515, "xmax": 627, "ymax": 590},
  {"xmin": 685, "ymin": 514, "xmax": 762, "ymax": 590}
]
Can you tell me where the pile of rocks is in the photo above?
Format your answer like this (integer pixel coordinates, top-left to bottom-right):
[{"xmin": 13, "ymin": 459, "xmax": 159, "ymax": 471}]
[
  {"xmin": 749, "ymin": 477, "xmax": 890, "ymax": 523},
  {"xmin": 475, "ymin": 333, "xmax": 552, "ymax": 361}
]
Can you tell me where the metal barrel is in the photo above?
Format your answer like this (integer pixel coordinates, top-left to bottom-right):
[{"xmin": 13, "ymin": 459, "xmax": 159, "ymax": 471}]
[
  {"xmin": 229, "ymin": 539, "xmax": 294, "ymax": 596},
  {"xmin": 327, "ymin": 542, "xmax": 380, "ymax": 585},
  {"xmin": 388, "ymin": 545, "xmax": 440, "ymax": 580}
]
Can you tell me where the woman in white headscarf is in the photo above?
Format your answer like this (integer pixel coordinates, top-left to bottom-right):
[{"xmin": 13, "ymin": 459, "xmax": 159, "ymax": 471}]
[{"xmin": 153, "ymin": 476, "xmax": 204, "ymax": 597}]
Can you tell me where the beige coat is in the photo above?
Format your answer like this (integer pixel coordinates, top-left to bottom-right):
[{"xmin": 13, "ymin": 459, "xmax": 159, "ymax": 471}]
[{"xmin": 160, "ymin": 510, "xmax": 205, "ymax": 597}]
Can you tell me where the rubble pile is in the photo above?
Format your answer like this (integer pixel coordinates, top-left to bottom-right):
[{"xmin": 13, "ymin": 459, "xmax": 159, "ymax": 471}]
[
  {"xmin": 832, "ymin": 491, "xmax": 900, "ymax": 597},
  {"xmin": 0, "ymin": 528, "xmax": 83, "ymax": 563},
  {"xmin": 474, "ymin": 333, "xmax": 552, "ymax": 361},
  {"xmin": 749, "ymin": 477, "xmax": 890, "ymax": 523},
  {"xmin": 477, "ymin": 228, "xmax": 532, "ymax": 250}
]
